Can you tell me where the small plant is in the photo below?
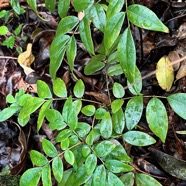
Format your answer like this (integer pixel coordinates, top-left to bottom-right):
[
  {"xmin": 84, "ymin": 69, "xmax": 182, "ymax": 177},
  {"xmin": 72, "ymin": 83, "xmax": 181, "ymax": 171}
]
[{"xmin": 0, "ymin": 0, "xmax": 186, "ymax": 186}]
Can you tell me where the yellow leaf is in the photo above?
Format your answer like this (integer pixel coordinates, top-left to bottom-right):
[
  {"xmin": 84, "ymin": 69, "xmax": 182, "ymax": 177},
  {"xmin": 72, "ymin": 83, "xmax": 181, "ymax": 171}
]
[
  {"xmin": 156, "ymin": 56, "xmax": 174, "ymax": 91},
  {"xmin": 18, "ymin": 43, "xmax": 35, "ymax": 67}
]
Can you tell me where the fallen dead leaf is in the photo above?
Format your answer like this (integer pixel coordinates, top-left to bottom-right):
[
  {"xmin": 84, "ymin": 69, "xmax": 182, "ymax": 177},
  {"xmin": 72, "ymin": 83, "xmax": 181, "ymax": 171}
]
[
  {"xmin": 168, "ymin": 51, "xmax": 180, "ymax": 71},
  {"xmin": 156, "ymin": 56, "xmax": 174, "ymax": 91},
  {"xmin": 176, "ymin": 60, "xmax": 186, "ymax": 81}
]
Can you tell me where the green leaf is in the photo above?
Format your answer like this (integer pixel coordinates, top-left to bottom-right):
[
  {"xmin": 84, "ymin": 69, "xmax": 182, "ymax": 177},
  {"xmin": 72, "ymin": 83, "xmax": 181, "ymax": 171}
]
[
  {"xmin": 82, "ymin": 145, "xmax": 91, "ymax": 157},
  {"xmin": 104, "ymin": 12, "xmax": 125, "ymax": 54},
  {"xmin": 127, "ymin": 66, "xmax": 142, "ymax": 95},
  {"xmin": 95, "ymin": 108, "xmax": 107, "ymax": 119},
  {"xmin": 167, "ymin": 93, "xmax": 186, "ymax": 120},
  {"xmin": 18, "ymin": 115, "xmax": 30, "ymax": 127},
  {"xmin": 125, "ymin": 96, "xmax": 143, "ymax": 130},
  {"xmin": 107, "ymin": 172, "xmax": 124, "ymax": 186},
  {"xmin": 2, "ymin": 36, "xmax": 15, "ymax": 49},
  {"xmin": 64, "ymin": 150, "xmax": 75, "ymax": 165},
  {"xmin": 112, "ymin": 108, "xmax": 125, "ymax": 134},
  {"xmin": 37, "ymin": 100, "xmax": 52, "ymax": 131},
  {"xmin": 58, "ymin": 0, "xmax": 70, "ymax": 18},
  {"xmin": 86, "ymin": 129, "xmax": 100, "ymax": 146},
  {"xmin": 79, "ymin": 17, "xmax": 94, "ymax": 54},
  {"xmin": 69, "ymin": 135, "xmax": 79, "ymax": 145},
  {"xmin": 81, "ymin": 105, "xmax": 96, "ymax": 116},
  {"xmin": 100, "ymin": 112, "xmax": 112, "ymax": 139},
  {"xmin": 73, "ymin": 0, "xmax": 94, "ymax": 12},
  {"xmin": 60, "ymin": 138, "xmax": 70, "ymax": 150},
  {"xmin": 93, "ymin": 165, "xmax": 106, "ymax": 186},
  {"xmin": 18, "ymin": 97, "xmax": 44, "ymax": 120},
  {"xmin": 107, "ymin": 64, "xmax": 123, "ymax": 76},
  {"xmin": 49, "ymin": 34, "xmax": 70, "ymax": 79},
  {"xmin": 62, "ymin": 96, "xmax": 73, "ymax": 122},
  {"xmin": 14, "ymin": 24, "xmax": 23, "ymax": 35},
  {"xmin": 56, "ymin": 129, "xmax": 72, "ymax": 142},
  {"xmin": 20, "ymin": 167, "xmax": 41, "ymax": 186},
  {"xmin": 73, "ymin": 79, "xmax": 85, "ymax": 98},
  {"xmin": 66, "ymin": 35, "xmax": 77, "ymax": 71},
  {"xmin": 95, "ymin": 140, "xmax": 116, "ymax": 157},
  {"xmin": 135, "ymin": 173, "xmax": 162, "ymax": 186},
  {"xmin": 0, "ymin": 26, "xmax": 8, "ymax": 35},
  {"xmin": 118, "ymin": 27, "xmax": 136, "ymax": 83},
  {"xmin": 37, "ymin": 80, "xmax": 52, "ymax": 98},
  {"xmin": 45, "ymin": 109, "xmax": 66, "ymax": 130},
  {"xmin": 58, "ymin": 169, "xmax": 73, "ymax": 186},
  {"xmin": 113, "ymin": 82, "xmax": 125, "ymax": 98},
  {"xmin": 67, "ymin": 108, "xmax": 78, "ymax": 130},
  {"xmin": 127, "ymin": 4, "xmax": 169, "ymax": 33},
  {"xmin": 45, "ymin": 0, "xmax": 55, "ymax": 12},
  {"xmin": 9, "ymin": 0, "xmax": 24, "ymax": 15},
  {"xmin": 42, "ymin": 164, "xmax": 52, "ymax": 186},
  {"xmin": 105, "ymin": 160, "xmax": 133, "ymax": 173},
  {"xmin": 72, "ymin": 99, "xmax": 82, "ymax": 115},
  {"xmin": 56, "ymin": 16, "xmax": 79, "ymax": 36},
  {"xmin": 85, "ymin": 154, "xmax": 97, "ymax": 175},
  {"xmin": 53, "ymin": 78, "xmax": 67, "ymax": 98},
  {"xmin": 52, "ymin": 156, "xmax": 63, "ymax": 183},
  {"xmin": 76, "ymin": 122, "xmax": 91, "ymax": 138},
  {"xmin": 146, "ymin": 97, "xmax": 168, "ymax": 142},
  {"xmin": 6, "ymin": 94, "xmax": 16, "ymax": 103},
  {"xmin": 84, "ymin": 54, "xmax": 105, "ymax": 75},
  {"xmin": 30, "ymin": 150, "xmax": 48, "ymax": 166},
  {"xmin": 123, "ymin": 131, "xmax": 156, "ymax": 146},
  {"xmin": 106, "ymin": 0, "xmax": 125, "ymax": 19},
  {"xmin": 0, "ymin": 105, "xmax": 20, "ymax": 122},
  {"xmin": 42, "ymin": 139, "xmax": 58, "ymax": 157},
  {"xmin": 89, "ymin": 4, "xmax": 106, "ymax": 32},
  {"xmin": 120, "ymin": 172, "xmax": 134, "ymax": 186},
  {"xmin": 111, "ymin": 99, "xmax": 124, "ymax": 113}
]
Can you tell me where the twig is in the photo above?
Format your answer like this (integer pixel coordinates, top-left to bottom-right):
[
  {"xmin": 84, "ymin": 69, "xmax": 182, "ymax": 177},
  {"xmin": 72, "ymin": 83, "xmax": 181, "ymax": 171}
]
[{"xmin": 0, "ymin": 56, "xmax": 18, "ymax": 60}]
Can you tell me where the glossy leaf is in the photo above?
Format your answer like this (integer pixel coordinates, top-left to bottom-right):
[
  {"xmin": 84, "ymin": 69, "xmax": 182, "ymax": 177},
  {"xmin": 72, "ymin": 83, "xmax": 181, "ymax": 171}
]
[
  {"xmin": 49, "ymin": 34, "xmax": 70, "ymax": 79},
  {"xmin": 52, "ymin": 156, "xmax": 63, "ymax": 183},
  {"xmin": 81, "ymin": 105, "xmax": 96, "ymax": 116},
  {"xmin": 53, "ymin": 78, "xmax": 67, "ymax": 98},
  {"xmin": 45, "ymin": 109, "xmax": 66, "ymax": 130},
  {"xmin": 106, "ymin": 0, "xmax": 125, "ymax": 19},
  {"xmin": 30, "ymin": 150, "xmax": 48, "ymax": 166},
  {"xmin": 118, "ymin": 27, "xmax": 136, "ymax": 83},
  {"xmin": 104, "ymin": 12, "xmax": 125, "ymax": 54},
  {"xmin": 93, "ymin": 165, "xmax": 106, "ymax": 186},
  {"xmin": 42, "ymin": 138, "xmax": 58, "ymax": 157},
  {"xmin": 60, "ymin": 138, "xmax": 70, "ymax": 150},
  {"xmin": 167, "ymin": 93, "xmax": 186, "ymax": 120},
  {"xmin": 127, "ymin": 4, "xmax": 169, "ymax": 33},
  {"xmin": 6, "ymin": 94, "xmax": 15, "ymax": 103},
  {"xmin": 125, "ymin": 96, "xmax": 143, "ymax": 130},
  {"xmin": 107, "ymin": 64, "xmax": 123, "ymax": 76},
  {"xmin": 82, "ymin": 145, "xmax": 91, "ymax": 157},
  {"xmin": 42, "ymin": 164, "xmax": 52, "ymax": 186},
  {"xmin": 56, "ymin": 16, "xmax": 79, "ymax": 36},
  {"xmin": 105, "ymin": 160, "xmax": 133, "ymax": 173},
  {"xmin": 62, "ymin": 96, "xmax": 73, "ymax": 122},
  {"xmin": 9, "ymin": 0, "xmax": 24, "ymax": 15},
  {"xmin": 18, "ymin": 97, "xmax": 44, "ymax": 120},
  {"xmin": 66, "ymin": 35, "xmax": 77, "ymax": 71},
  {"xmin": 156, "ymin": 56, "xmax": 174, "ymax": 91},
  {"xmin": 37, "ymin": 100, "xmax": 52, "ymax": 132},
  {"xmin": 72, "ymin": 99, "xmax": 82, "ymax": 115},
  {"xmin": 95, "ymin": 140, "xmax": 116, "ymax": 157},
  {"xmin": 95, "ymin": 108, "xmax": 107, "ymax": 119},
  {"xmin": 76, "ymin": 122, "xmax": 91, "ymax": 138},
  {"xmin": 58, "ymin": 0, "xmax": 70, "ymax": 18},
  {"xmin": 64, "ymin": 150, "xmax": 75, "ymax": 165},
  {"xmin": 56, "ymin": 129, "xmax": 72, "ymax": 142},
  {"xmin": 20, "ymin": 167, "xmax": 41, "ymax": 186},
  {"xmin": 136, "ymin": 173, "xmax": 162, "ymax": 186},
  {"xmin": 127, "ymin": 66, "xmax": 142, "ymax": 95},
  {"xmin": 84, "ymin": 54, "xmax": 105, "ymax": 75},
  {"xmin": 107, "ymin": 172, "xmax": 124, "ymax": 186},
  {"xmin": 79, "ymin": 17, "xmax": 94, "ymax": 54},
  {"xmin": 100, "ymin": 112, "xmax": 112, "ymax": 139},
  {"xmin": 123, "ymin": 131, "xmax": 156, "ymax": 146},
  {"xmin": 67, "ymin": 108, "xmax": 78, "ymax": 130},
  {"xmin": 45, "ymin": 0, "xmax": 56, "ymax": 12},
  {"xmin": 120, "ymin": 172, "xmax": 134, "ymax": 186},
  {"xmin": 146, "ymin": 97, "xmax": 168, "ymax": 142},
  {"xmin": 112, "ymin": 108, "xmax": 125, "ymax": 134},
  {"xmin": 111, "ymin": 99, "xmax": 124, "ymax": 113},
  {"xmin": 73, "ymin": 79, "xmax": 85, "ymax": 98},
  {"xmin": 113, "ymin": 82, "xmax": 125, "ymax": 98},
  {"xmin": 85, "ymin": 154, "xmax": 97, "ymax": 175},
  {"xmin": 37, "ymin": 80, "xmax": 52, "ymax": 98},
  {"xmin": 73, "ymin": 0, "xmax": 94, "ymax": 12},
  {"xmin": 89, "ymin": 4, "xmax": 106, "ymax": 32}
]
